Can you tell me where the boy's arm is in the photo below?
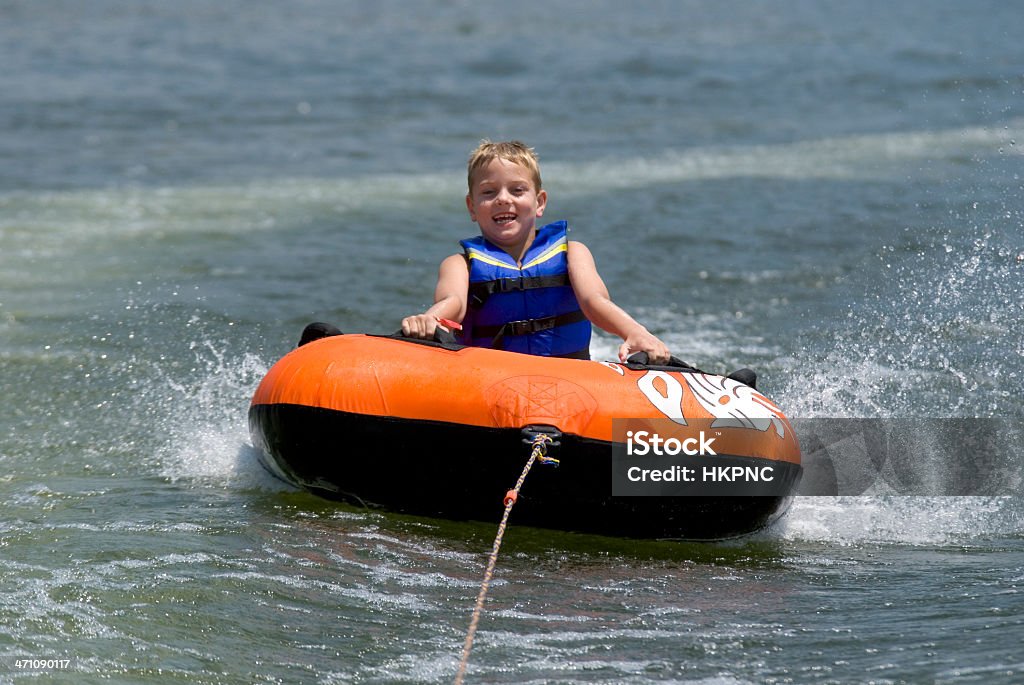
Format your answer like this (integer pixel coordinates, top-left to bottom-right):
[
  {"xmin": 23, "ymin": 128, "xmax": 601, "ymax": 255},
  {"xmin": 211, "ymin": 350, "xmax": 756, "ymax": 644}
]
[
  {"xmin": 567, "ymin": 241, "xmax": 671, "ymax": 364},
  {"xmin": 401, "ymin": 254, "xmax": 469, "ymax": 338}
]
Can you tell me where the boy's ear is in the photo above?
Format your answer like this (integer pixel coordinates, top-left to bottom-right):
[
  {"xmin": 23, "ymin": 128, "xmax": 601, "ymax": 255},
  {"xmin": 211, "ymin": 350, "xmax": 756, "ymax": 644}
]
[
  {"xmin": 465, "ymin": 194, "xmax": 476, "ymax": 221},
  {"xmin": 536, "ymin": 189, "xmax": 547, "ymax": 217}
]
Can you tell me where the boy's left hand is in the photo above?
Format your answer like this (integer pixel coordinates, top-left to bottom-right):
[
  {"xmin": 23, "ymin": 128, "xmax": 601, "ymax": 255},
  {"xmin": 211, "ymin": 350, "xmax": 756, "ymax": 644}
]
[{"xmin": 618, "ymin": 328, "xmax": 671, "ymax": 365}]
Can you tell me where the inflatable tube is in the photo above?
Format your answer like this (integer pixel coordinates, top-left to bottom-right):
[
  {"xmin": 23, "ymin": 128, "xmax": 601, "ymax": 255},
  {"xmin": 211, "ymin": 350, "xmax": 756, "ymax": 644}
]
[{"xmin": 249, "ymin": 334, "xmax": 802, "ymax": 540}]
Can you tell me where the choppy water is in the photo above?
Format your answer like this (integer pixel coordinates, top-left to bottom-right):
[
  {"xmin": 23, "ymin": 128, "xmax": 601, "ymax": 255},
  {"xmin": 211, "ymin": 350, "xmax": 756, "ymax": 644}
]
[{"xmin": 2, "ymin": 1, "xmax": 1022, "ymax": 682}]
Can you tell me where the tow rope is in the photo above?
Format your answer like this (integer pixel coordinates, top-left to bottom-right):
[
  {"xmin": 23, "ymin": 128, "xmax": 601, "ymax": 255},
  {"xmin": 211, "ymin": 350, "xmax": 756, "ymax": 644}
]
[{"xmin": 453, "ymin": 431, "xmax": 559, "ymax": 685}]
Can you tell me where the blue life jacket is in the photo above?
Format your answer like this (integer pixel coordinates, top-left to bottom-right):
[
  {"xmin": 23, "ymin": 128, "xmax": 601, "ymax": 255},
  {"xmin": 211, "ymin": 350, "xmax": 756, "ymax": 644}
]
[{"xmin": 459, "ymin": 221, "xmax": 591, "ymax": 359}]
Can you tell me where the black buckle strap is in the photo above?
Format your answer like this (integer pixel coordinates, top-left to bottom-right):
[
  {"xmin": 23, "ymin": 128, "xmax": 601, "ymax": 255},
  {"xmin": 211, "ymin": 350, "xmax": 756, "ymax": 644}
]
[
  {"xmin": 505, "ymin": 317, "xmax": 555, "ymax": 336},
  {"xmin": 496, "ymin": 276, "xmax": 527, "ymax": 293},
  {"xmin": 468, "ymin": 274, "xmax": 571, "ymax": 306},
  {"xmin": 473, "ymin": 309, "xmax": 587, "ymax": 340}
]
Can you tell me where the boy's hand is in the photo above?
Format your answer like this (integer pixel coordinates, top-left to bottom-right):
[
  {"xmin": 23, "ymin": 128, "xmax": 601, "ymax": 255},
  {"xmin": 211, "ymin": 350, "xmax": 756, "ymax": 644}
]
[
  {"xmin": 401, "ymin": 314, "xmax": 439, "ymax": 339},
  {"xmin": 618, "ymin": 328, "xmax": 671, "ymax": 365}
]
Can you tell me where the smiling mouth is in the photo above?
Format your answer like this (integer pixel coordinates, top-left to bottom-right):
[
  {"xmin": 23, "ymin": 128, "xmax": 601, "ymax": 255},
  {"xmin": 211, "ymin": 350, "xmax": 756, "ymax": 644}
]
[{"xmin": 493, "ymin": 213, "xmax": 517, "ymax": 225}]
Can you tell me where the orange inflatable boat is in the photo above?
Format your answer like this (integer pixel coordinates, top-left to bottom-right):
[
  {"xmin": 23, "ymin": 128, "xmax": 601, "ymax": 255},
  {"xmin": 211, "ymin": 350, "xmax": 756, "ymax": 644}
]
[{"xmin": 249, "ymin": 333, "xmax": 802, "ymax": 540}]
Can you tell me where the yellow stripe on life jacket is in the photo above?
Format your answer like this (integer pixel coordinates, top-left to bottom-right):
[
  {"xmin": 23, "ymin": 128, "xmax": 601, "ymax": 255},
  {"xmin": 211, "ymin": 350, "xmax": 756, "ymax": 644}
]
[
  {"xmin": 465, "ymin": 237, "xmax": 567, "ymax": 271},
  {"xmin": 521, "ymin": 239, "xmax": 568, "ymax": 270},
  {"xmin": 464, "ymin": 248, "xmax": 518, "ymax": 269}
]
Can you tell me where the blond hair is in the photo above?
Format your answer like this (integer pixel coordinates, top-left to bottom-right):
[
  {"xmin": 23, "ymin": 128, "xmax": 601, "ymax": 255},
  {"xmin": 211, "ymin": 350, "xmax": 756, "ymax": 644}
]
[{"xmin": 466, "ymin": 140, "xmax": 542, "ymax": 192}]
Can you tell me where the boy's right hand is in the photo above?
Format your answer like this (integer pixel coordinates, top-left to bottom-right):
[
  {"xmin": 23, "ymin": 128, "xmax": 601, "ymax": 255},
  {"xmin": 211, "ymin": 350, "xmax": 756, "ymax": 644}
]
[{"xmin": 401, "ymin": 314, "xmax": 439, "ymax": 339}]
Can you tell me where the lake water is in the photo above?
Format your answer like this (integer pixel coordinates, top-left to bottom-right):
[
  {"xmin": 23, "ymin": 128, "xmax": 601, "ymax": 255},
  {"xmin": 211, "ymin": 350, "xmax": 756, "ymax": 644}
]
[{"xmin": 2, "ymin": 1, "xmax": 1022, "ymax": 682}]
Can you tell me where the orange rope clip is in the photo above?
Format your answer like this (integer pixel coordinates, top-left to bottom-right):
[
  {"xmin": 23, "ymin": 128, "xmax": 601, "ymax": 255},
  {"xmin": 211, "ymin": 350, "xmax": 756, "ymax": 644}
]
[{"xmin": 503, "ymin": 490, "xmax": 517, "ymax": 506}]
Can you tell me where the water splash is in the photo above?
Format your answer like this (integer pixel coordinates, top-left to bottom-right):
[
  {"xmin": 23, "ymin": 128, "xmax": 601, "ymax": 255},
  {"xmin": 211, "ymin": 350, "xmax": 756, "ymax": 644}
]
[
  {"xmin": 775, "ymin": 496, "xmax": 1024, "ymax": 546},
  {"xmin": 775, "ymin": 173, "xmax": 1023, "ymax": 419},
  {"xmin": 148, "ymin": 336, "xmax": 288, "ymax": 491}
]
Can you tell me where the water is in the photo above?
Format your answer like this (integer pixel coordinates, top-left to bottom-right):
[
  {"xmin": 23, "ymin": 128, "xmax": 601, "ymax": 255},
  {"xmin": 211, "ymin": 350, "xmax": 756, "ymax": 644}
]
[{"xmin": 2, "ymin": 0, "xmax": 1022, "ymax": 682}]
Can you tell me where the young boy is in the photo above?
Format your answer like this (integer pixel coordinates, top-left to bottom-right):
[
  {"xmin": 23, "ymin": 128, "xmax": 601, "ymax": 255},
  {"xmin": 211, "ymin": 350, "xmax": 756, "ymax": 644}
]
[{"xmin": 401, "ymin": 140, "xmax": 671, "ymax": 364}]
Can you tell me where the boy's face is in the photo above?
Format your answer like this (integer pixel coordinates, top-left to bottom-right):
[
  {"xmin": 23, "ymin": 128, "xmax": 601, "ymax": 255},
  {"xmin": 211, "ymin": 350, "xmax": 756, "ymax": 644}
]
[{"xmin": 466, "ymin": 158, "xmax": 547, "ymax": 255}]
